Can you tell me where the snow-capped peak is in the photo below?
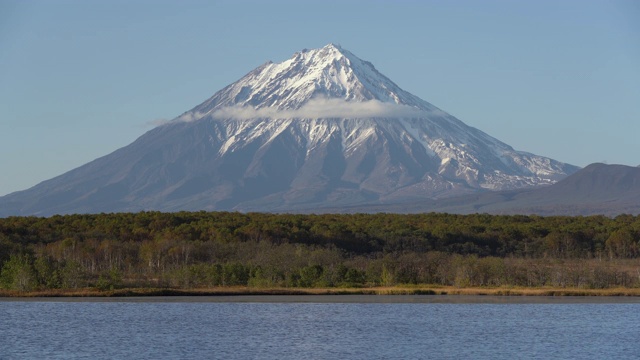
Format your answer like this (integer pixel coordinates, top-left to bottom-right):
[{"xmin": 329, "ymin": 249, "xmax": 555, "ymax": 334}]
[
  {"xmin": 173, "ymin": 44, "xmax": 578, "ymax": 193},
  {"xmin": 193, "ymin": 44, "xmax": 432, "ymax": 114},
  {"xmin": 0, "ymin": 44, "xmax": 581, "ymax": 216}
]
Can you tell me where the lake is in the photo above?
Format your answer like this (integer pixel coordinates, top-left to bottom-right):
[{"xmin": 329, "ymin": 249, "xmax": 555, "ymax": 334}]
[{"xmin": 2, "ymin": 296, "xmax": 639, "ymax": 359}]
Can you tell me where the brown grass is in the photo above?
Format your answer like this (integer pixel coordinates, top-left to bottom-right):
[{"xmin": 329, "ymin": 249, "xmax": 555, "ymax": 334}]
[{"xmin": 2, "ymin": 286, "xmax": 640, "ymax": 297}]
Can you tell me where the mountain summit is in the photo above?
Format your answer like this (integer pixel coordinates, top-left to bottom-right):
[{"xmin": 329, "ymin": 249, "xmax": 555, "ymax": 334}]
[
  {"xmin": 188, "ymin": 43, "xmax": 429, "ymax": 113},
  {"xmin": 0, "ymin": 44, "xmax": 578, "ymax": 216}
]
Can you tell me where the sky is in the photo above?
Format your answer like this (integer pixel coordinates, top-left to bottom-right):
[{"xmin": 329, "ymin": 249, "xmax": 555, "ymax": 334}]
[{"xmin": 1, "ymin": 0, "xmax": 639, "ymax": 196}]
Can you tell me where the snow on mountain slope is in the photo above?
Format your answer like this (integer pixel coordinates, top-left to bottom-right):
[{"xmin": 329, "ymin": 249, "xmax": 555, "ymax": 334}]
[
  {"xmin": 175, "ymin": 43, "xmax": 576, "ymax": 194},
  {"xmin": 189, "ymin": 44, "xmax": 431, "ymax": 112},
  {"xmin": 0, "ymin": 44, "xmax": 578, "ymax": 216}
]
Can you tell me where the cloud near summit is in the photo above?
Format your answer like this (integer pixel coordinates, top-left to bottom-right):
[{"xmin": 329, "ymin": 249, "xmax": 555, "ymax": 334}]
[{"xmin": 207, "ymin": 98, "xmax": 427, "ymax": 120}]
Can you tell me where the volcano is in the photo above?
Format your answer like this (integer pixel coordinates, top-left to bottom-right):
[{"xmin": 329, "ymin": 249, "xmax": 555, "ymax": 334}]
[{"xmin": 0, "ymin": 44, "xmax": 578, "ymax": 216}]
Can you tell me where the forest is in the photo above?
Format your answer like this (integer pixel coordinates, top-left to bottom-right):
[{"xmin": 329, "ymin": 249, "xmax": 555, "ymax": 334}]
[{"xmin": 1, "ymin": 211, "xmax": 639, "ymax": 292}]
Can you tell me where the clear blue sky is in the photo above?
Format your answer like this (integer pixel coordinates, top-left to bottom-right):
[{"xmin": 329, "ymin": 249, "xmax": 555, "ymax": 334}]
[{"xmin": 1, "ymin": 0, "xmax": 639, "ymax": 196}]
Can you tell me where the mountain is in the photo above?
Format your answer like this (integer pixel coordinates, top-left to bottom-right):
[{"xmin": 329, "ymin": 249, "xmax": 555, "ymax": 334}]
[
  {"xmin": 0, "ymin": 44, "xmax": 578, "ymax": 216},
  {"xmin": 347, "ymin": 163, "xmax": 640, "ymax": 216}
]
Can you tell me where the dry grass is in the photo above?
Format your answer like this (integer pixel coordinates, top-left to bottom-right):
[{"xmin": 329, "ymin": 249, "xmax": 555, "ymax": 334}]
[{"xmin": 2, "ymin": 286, "xmax": 640, "ymax": 297}]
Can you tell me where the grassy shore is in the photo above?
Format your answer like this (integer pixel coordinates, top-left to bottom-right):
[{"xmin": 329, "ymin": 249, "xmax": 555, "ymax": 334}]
[{"xmin": 2, "ymin": 286, "xmax": 640, "ymax": 297}]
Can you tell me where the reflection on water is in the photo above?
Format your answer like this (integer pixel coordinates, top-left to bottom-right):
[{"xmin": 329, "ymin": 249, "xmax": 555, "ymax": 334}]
[{"xmin": 1, "ymin": 298, "xmax": 639, "ymax": 359}]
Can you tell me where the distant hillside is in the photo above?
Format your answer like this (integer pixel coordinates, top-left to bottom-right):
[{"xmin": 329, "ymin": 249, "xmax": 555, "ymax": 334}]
[{"xmin": 328, "ymin": 163, "xmax": 640, "ymax": 216}]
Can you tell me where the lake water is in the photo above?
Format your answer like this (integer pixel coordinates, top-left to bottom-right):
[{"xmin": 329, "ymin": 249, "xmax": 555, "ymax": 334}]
[{"xmin": 2, "ymin": 296, "xmax": 639, "ymax": 359}]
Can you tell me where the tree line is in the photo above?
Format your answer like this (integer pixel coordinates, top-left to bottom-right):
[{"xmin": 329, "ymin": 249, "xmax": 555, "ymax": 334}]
[{"xmin": 1, "ymin": 211, "xmax": 639, "ymax": 291}]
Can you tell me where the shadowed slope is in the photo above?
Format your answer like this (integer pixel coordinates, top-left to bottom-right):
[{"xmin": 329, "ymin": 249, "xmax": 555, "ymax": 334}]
[{"xmin": 340, "ymin": 163, "xmax": 640, "ymax": 216}]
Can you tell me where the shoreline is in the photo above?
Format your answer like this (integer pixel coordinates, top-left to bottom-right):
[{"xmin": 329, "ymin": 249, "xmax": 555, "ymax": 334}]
[{"xmin": 2, "ymin": 286, "xmax": 640, "ymax": 299}]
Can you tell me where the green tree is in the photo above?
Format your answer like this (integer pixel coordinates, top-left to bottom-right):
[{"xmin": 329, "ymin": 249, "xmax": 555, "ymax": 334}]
[
  {"xmin": 299, "ymin": 265, "xmax": 324, "ymax": 287},
  {"xmin": 0, "ymin": 254, "xmax": 37, "ymax": 291},
  {"xmin": 606, "ymin": 229, "xmax": 638, "ymax": 258}
]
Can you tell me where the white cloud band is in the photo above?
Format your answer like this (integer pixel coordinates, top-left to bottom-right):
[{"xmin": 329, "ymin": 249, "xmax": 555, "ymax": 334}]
[{"xmin": 178, "ymin": 99, "xmax": 429, "ymax": 122}]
